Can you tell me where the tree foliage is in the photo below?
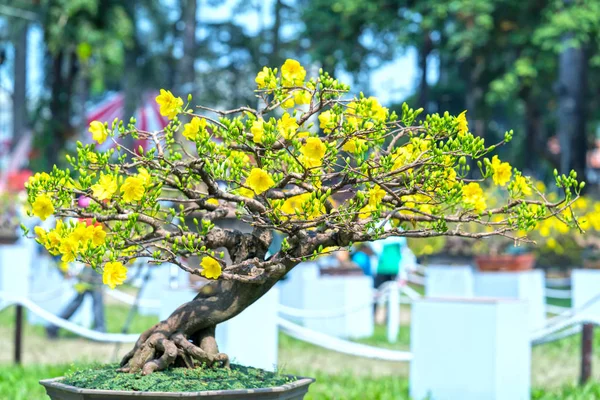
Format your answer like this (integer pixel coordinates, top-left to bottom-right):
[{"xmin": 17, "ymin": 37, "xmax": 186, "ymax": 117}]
[{"xmin": 25, "ymin": 60, "xmax": 581, "ymax": 288}]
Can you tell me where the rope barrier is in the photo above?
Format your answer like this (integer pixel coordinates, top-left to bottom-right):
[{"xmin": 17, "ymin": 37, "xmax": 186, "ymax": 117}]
[
  {"xmin": 532, "ymin": 292, "xmax": 600, "ymax": 341},
  {"xmin": 104, "ymin": 289, "xmax": 160, "ymax": 309},
  {"xmin": 545, "ymin": 277, "xmax": 571, "ymax": 288},
  {"xmin": 1, "ymin": 291, "xmax": 414, "ymax": 362},
  {"xmin": 532, "ymin": 325, "xmax": 581, "ymax": 346},
  {"xmin": 278, "ymin": 317, "xmax": 413, "ymax": 362},
  {"xmin": 545, "ymin": 288, "xmax": 572, "ymax": 299},
  {"xmin": 28, "ymin": 282, "xmax": 72, "ymax": 302},
  {"xmin": 0, "ymin": 294, "xmax": 140, "ymax": 343},
  {"xmin": 546, "ymin": 304, "xmax": 571, "ymax": 316},
  {"xmin": 406, "ymin": 273, "xmax": 425, "ymax": 286}
]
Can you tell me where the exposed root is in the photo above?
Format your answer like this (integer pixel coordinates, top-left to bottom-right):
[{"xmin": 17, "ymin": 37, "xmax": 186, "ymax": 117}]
[{"xmin": 118, "ymin": 324, "xmax": 230, "ymax": 375}]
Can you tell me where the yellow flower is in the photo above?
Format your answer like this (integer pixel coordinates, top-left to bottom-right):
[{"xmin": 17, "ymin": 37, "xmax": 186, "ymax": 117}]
[
  {"xmin": 251, "ymin": 119, "xmax": 265, "ymax": 144},
  {"xmin": 368, "ymin": 185, "xmax": 386, "ymax": 206},
  {"xmin": 342, "ymin": 137, "xmax": 366, "ymax": 153},
  {"xmin": 71, "ymin": 223, "xmax": 93, "ymax": 245},
  {"xmin": 277, "ymin": 113, "xmax": 299, "ymax": 139},
  {"xmin": 299, "ymin": 154, "xmax": 323, "ymax": 169},
  {"xmin": 300, "ymin": 137, "xmax": 326, "ymax": 161},
  {"xmin": 91, "ymin": 174, "xmax": 118, "ymax": 201},
  {"xmin": 228, "ymin": 150, "xmax": 250, "ymax": 165},
  {"xmin": 280, "ymin": 193, "xmax": 324, "ymax": 219},
  {"xmin": 206, "ymin": 198, "xmax": 219, "ymax": 206},
  {"xmin": 89, "ymin": 121, "xmax": 108, "ymax": 145},
  {"xmin": 255, "ymin": 66, "xmax": 276, "ymax": 89},
  {"xmin": 103, "ymin": 261, "xmax": 127, "ymax": 289},
  {"xmin": 359, "ymin": 204, "xmax": 376, "ymax": 219},
  {"xmin": 87, "ymin": 152, "xmax": 98, "ymax": 164},
  {"xmin": 462, "ymin": 182, "xmax": 486, "ymax": 212},
  {"xmin": 281, "ymin": 59, "xmax": 306, "ymax": 86},
  {"xmin": 456, "ymin": 110, "xmax": 468, "ymax": 136},
  {"xmin": 183, "ymin": 117, "xmax": 207, "ymax": 141},
  {"xmin": 34, "ymin": 226, "xmax": 47, "ymax": 241},
  {"xmin": 392, "ymin": 146, "xmax": 412, "ymax": 171},
  {"xmin": 121, "ymin": 176, "xmax": 145, "ymax": 202},
  {"xmin": 491, "ymin": 156, "xmax": 512, "ymax": 186},
  {"xmin": 200, "ymin": 257, "xmax": 222, "ymax": 279},
  {"xmin": 58, "ymin": 236, "xmax": 78, "ymax": 263},
  {"xmin": 46, "ymin": 229, "xmax": 61, "ymax": 248},
  {"xmin": 294, "ymin": 90, "xmax": 311, "ymax": 105},
  {"xmin": 32, "ymin": 195, "xmax": 54, "ymax": 221},
  {"xmin": 364, "ymin": 97, "xmax": 387, "ymax": 123},
  {"xmin": 245, "ymin": 168, "xmax": 275, "ymax": 194},
  {"xmin": 513, "ymin": 175, "xmax": 532, "ymax": 196},
  {"xmin": 282, "ymin": 97, "xmax": 295, "ymax": 109},
  {"xmin": 535, "ymin": 181, "xmax": 546, "ymax": 193},
  {"xmin": 156, "ymin": 89, "xmax": 183, "ymax": 120},
  {"xmin": 89, "ymin": 225, "xmax": 106, "ymax": 247},
  {"xmin": 446, "ymin": 168, "xmax": 457, "ymax": 185},
  {"xmin": 318, "ymin": 110, "xmax": 335, "ymax": 133},
  {"xmin": 137, "ymin": 168, "xmax": 151, "ymax": 186},
  {"xmin": 237, "ymin": 187, "xmax": 255, "ymax": 199},
  {"xmin": 547, "ymin": 238, "xmax": 557, "ymax": 249}
]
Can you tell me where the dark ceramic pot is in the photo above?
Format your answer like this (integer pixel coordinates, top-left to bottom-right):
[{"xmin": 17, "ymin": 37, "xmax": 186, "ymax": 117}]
[{"xmin": 40, "ymin": 376, "xmax": 315, "ymax": 400}]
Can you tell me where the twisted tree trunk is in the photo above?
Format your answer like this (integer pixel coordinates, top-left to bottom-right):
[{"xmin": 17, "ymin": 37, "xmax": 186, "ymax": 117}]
[{"xmin": 119, "ymin": 273, "xmax": 285, "ymax": 375}]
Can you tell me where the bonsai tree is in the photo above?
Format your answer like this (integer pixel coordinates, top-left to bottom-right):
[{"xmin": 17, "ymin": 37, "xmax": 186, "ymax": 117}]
[{"xmin": 24, "ymin": 60, "xmax": 582, "ymax": 375}]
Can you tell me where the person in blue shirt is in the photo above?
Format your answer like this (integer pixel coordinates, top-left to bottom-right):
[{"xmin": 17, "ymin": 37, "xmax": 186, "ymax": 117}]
[{"xmin": 351, "ymin": 243, "xmax": 374, "ymax": 276}]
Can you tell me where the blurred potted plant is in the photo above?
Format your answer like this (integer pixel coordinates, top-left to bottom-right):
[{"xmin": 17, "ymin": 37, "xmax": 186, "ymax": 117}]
[
  {"xmin": 0, "ymin": 169, "xmax": 32, "ymax": 244},
  {"xmin": 409, "ymin": 176, "xmax": 558, "ymax": 272},
  {"xmin": 531, "ymin": 194, "xmax": 600, "ymax": 270},
  {"xmin": 25, "ymin": 60, "xmax": 581, "ymax": 398}
]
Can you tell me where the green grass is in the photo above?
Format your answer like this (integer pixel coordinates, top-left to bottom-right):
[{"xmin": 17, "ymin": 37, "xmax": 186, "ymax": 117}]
[{"xmin": 0, "ymin": 363, "xmax": 73, "ymax": 400}]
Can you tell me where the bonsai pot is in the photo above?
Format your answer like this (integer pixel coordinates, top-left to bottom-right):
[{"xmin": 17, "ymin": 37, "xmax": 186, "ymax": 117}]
[
  {"xmin": 475, "ymin": 253, "xmax": 535, "ymax": 272},
  {"xmin": 0, "ymin": 228, "xmax": 18, "ymax": 245},
  {"xmin": 40, "ymin": 376, "xmax": 315, "ymax": 400},
  {"xmin": 583, "ymin": 258, "xmax": 600, "ymax": 270}
]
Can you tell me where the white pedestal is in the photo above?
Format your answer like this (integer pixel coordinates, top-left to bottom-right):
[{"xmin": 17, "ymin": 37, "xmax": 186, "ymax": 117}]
[
  {"xmin": 425, "ymin": 265, "xmax": 474, "ymax": 298},
  {"xmin": 0, "ymin": 242, "xmax": 31, "ymax": 308},
  {"xmin": 473, "ymin": 270, "xmax": 545, "ymax": 330},
  {"xmin": 216, "ymin": 287, "xmax": 279, "ymax": 371},
  {"xmin": 572, "ymin": 269, "xmax": 600, "ymax": 318},
  {"xmin": 28, "ymin": 257, "xmax": 92, "ymax": 327},
  {"xmin": 280, "ymin": 269, "xmax": 374, "ymax": 339},
  {"xmin": 278, "ymin": 262, "xmax": 319, "ymax": 312},
  {"xmin": 410, "ymin": 298, "xmax": 530, "ymax": 400},
  {"xmin": 158, "ymin": 286, "xmax": 198, "ymax": 322},
  {"xmin": 138, "ymin": 264, "xmax": 189, "ymax": 316}
]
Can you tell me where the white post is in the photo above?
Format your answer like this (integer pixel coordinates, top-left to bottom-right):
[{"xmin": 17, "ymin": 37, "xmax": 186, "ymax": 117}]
[
  {"xmin": 387, "ymin": 281, "xmax": 400, "ymax": 343},
  {"xmin": 572, "ymin": 269, "xmax": 600, "ymax": 318},
  {"xmin": 425, "ymin": 265, "xmax": 474, "ymax": 298},
  {"xmin": 410, "ymin": 298, "xmax": 530, "ymax": 400},
  {"xmin": 216, "ymin": 287, "xmax": 279, "ymax": 371},
  {"xmin": 473, "ymin": 270, "xmax": 545, "ymax": 330},
  {"xmin": 0, "ymin": 242, "xmax": 31, "ymax": 308}
]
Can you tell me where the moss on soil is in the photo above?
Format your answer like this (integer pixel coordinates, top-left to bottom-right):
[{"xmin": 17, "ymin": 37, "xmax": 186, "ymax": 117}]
[{"xmin": 60, "ymin": 364, "xmax": 297, "ymax": 392}]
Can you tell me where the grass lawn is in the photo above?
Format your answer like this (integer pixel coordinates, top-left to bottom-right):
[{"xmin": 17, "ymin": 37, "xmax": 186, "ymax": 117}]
[{"xmin": 1, "ymin": 299, "xmax": 600, "ymax": 399}]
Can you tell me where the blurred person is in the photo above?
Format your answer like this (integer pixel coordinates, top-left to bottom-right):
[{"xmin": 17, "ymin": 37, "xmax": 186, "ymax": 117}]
[
  {"xmin": 46, "ymin": 261, "xmax": 106, "ymax": 338},
  {"xmin": 45, "ymin": 196, "xmax": 106, "ymax": 338},
  {"xmin": 371, "ymin": 235, "xmax": 406, "ymax": 289},
  {"xmin": 351, "ymin": 242, "xmax": 374, "ymax": 276}
]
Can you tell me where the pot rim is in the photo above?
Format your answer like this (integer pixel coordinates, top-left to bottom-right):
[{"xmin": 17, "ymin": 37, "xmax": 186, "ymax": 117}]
[{"xmin": 40, "ymin": 375, "xmax": 315, "ymax": 396}]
